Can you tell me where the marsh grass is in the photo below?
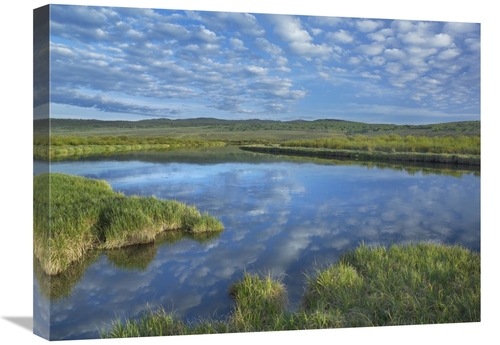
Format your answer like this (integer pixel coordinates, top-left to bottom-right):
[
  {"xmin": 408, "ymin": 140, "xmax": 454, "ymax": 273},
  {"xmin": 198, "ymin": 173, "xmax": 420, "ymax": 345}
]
[
  {"xmin": 33, "ymin": 135, "xmax": 226, "ymax": 160},
  {"xmin": 103, "ymin": 243, "xmax": 479, "ymax": 338},
  {"xmin": 241, "ymin": 145, "xmax": 480, "ymax": 166},
  {"xmin": 228, "ymin": 273, "xmax": 288, "ymax": 331},
  {"xmin": 33, "ymin": 173, "xmax": 224, "ymax": 275},
  {"xmin": 282, "ymin": 134, "xmax": 480, "ymax": 155}
]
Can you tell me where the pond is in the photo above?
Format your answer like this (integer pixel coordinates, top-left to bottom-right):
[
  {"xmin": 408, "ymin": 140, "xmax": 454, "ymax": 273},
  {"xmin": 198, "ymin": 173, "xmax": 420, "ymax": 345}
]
[{"xmin": 33, "ymin": 147, "xmax": 480, "ymax": 340}]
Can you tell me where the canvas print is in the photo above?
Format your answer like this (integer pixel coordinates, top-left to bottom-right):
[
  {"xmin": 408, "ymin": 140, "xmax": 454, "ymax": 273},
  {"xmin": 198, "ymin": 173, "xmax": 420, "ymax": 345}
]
[{"xmin": 33, "ymin": 4, "xmax": 480, "ymax": 341}]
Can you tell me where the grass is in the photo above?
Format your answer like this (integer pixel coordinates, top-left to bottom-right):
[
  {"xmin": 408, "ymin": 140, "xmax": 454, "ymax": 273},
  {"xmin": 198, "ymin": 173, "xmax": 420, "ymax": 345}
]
[
  {"xmin": 103, "ymin": 242, "xmax": 479, "ymax": 338},
  {"xmin": 33, "ymin": 135, "xmax": 226, "ymax": 160},
  {"xmin": 282, "ymin": 134, "xmax": 480, "ymax": 155},
  {"xmin": 33, "ymin": 119, "xmax": 480, "ymax": 165},
  {"xmin": 33, "ymin": 117, "xmax": 480, "ymax": 172},
  {"xmin": 33, "ymin": 173, "xmax": 224, "ymax": 275},
  {"xmin": 241, "ymin": 145, "xmax": 480, "ymax": 166},
  {"xmin": 238, "ymin": 133, "xmax": 480, "ymax": 166}
]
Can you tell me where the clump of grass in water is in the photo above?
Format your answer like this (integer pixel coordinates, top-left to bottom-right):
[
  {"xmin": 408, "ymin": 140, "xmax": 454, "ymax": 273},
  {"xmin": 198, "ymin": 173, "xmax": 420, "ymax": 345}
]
[
  {"xmin": 301, "ymin": 242, "xmax": 480, "ymax": 326},
  {"xmin": 33, "ymin": 173, "xmax": 224, "ymax": 275},
  {"xmin": 228, "ymin": 272, "xmax": 288, "ymax": 331},
  {"xmin": 103, "ymin": 242, "xmax": 479, "ymax": 338}
]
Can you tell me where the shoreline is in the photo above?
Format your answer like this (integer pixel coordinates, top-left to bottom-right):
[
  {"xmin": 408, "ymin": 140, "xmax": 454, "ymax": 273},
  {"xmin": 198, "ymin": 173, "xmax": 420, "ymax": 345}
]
[{"xmin": 240, "ymin": 145, "xmax": 480, "ymax": 166}]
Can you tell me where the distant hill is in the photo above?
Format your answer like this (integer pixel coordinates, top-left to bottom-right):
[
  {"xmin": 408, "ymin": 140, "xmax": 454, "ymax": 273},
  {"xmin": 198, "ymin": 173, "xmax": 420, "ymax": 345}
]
[{"xmin": 34, "ymin": 117, "xmax": 480, "ymax": 136}]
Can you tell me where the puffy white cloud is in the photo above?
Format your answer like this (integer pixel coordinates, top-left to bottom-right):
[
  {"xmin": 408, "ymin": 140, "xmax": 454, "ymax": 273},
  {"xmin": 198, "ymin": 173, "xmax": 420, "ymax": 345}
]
[
  {"xmin": 326, "ymin": 29, "xmax": 354, "ymax": 43},
  {"xmin": 271, "ymin": 15, "xmax": 333, "ymax": 59},
  {"xmin": 230, "ymin": 38, "xmax": 245, "ymax": 49},
  {"xmin": 50, "ymin": 43, "xmax": 78, "ymax": 58},
  {"xmin": 391, "ymin": 20, "xmax": 414, "ymax": 33},
  {"xmin": 384, "ymin": 48, "xmax": 406, "ymax": 60},
  {"xmin": 367, "ymin": 28, "xmax": 394, "ymax": 42},
  {"xmin": 273, "ymin": 15, "xmax": 313, "ymax": 43},
  {"xmin": 356, "ymin": 19, "xmax": 383, "ymax": 33},
  {"xmin": 244, "ymin": 65, "xmax": 268, "ymax": 76},
  {"xmin": 288, "ymin": 41, "xmax": 333, "ymax": 59},
  {"xmin": 209, "ymin": 12, "xmax": 265, "ymax": 36},
  {"xmin": 356, "ymin": 43, "xmax": 385, "ymax": 56},
  {"xmin": 310, "ymin": 27, "xmax": 323, "ymax": 36},
  {"xmin": 437, "ymin": 48, "xmax": 461, "ymax": 60},
  {"xmin": 430, "ymin": 33, "xmax": 453, "ymax": 47},
  {"xmin": 254, "ymin": 37, "xmax": 283, "ymax": 55}
]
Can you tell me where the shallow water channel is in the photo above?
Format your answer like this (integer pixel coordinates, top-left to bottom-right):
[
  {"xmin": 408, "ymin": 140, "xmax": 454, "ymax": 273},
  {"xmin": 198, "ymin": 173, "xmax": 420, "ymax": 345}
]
[{"xmin": 33, "ymin": 147, "xmax": 480, "ymax": 340}]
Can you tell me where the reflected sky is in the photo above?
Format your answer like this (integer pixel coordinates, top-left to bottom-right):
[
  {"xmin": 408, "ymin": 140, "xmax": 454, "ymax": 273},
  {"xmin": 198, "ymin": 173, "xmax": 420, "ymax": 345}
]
[{"xmin": 34, "ymin": 149, "xmax": 480, "ymax": 340}]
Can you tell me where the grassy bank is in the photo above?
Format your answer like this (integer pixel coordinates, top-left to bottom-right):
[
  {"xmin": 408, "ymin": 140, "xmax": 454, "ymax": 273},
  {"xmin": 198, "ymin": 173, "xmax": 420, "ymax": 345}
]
[
  {"xmin": 241, "ymin": 145, "xmax": 480, "ymax": 166},
  {"xmin": 104, "ymin": 242, "xmax": 479, "ymax": 337},
  {"xmin": 33, "ymin": 135, "xmax": 226, "ymax": 160},
  {"xmin": 283, "ymin": 134, "xmax": 480, "ymax": 154},
  {"xmin": 33, "ymin": 173, "xmax": 224, "ymax": 275}
]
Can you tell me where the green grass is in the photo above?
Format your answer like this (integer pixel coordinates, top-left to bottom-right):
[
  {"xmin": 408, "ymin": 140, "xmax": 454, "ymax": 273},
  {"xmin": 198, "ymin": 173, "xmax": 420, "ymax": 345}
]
[
  {"xmin": 241, "ymin": 145, "xmax": 480, "ymax": 166},
  {"xmin": 228, "ymin": 272, "xmax": 288, "ymax": 331},
  {"xmin": 103, "ymin": 242, "xmax": 480, "ymax": 338},
  {"xmin": 33, "ymin": 173, "xmax": 224, "ymax": 275},
  {"xmin": 282, "ymin": 134, "xmax": 480, "ymax": 155},
  {"xmin": 301, "ymin": 242, "xmax": 480, "ymax": 326},
  {"xmin": 33, "ymin": 135, "xmax": 226, "ymax": 160},
  {"xmin": 33, "ymin": 119, "xmax": 480, "ymax": 163}
]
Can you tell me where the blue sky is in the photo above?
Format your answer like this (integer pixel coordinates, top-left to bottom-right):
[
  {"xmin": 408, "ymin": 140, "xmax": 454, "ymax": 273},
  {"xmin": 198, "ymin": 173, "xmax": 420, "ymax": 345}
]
[{"xmin": 44, "ymin": 4, "xmax": 480, "ymax": 124}]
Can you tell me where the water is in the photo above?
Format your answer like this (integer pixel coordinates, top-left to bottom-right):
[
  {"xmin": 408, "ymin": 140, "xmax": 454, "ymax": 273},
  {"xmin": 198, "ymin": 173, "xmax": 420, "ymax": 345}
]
[{"xmin": 33, "ymin": 148, "xmax": 480, "ymax": 340}]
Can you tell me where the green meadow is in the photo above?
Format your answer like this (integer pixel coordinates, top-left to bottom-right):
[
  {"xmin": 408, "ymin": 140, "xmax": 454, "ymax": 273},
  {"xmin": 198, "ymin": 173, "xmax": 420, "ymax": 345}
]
[
  {"xmin": 103, "ymin": 242, "xmax": 479, "ymax": 337},
  {"xmin": 33, "ymin": 118, "xmax": 480, "ymax": 162}
]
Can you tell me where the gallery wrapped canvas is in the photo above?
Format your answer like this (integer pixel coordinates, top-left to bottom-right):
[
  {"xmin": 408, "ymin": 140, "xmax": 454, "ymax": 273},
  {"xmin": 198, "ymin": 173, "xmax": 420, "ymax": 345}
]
[{"xmin": 33, "ymin": 3, "xmax": 480, "ymax": 341}]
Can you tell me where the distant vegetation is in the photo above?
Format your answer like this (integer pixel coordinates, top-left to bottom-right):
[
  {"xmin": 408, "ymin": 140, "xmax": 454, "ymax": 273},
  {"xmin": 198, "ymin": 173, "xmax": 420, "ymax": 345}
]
[
  {"xmin": 35, "ymin": 118, "xmax": 480, "ymax": 136},
  {"xmin": 34, "ymin": 173, "xmax": 224, "ymax": 276},
  {"xmin": 243, "ymin": 133, "xmax": 481, "ymax": 165},
  {"xmin": 33, "ymin": 135, "xmax": 226, "ymax": 160},
  {"xmin": 33, "ymin": 118, "xmax": 480, "ymax": 162},
  {"xmin": 104, "ymin": 242, "xmax": 479, "ymax": 337},
  {"xmin": 282, "ymin": 134, "xmax": 480, "ymax": 155},
  {"xmin": 241, "ymin": 145, "xmax": 480, "ymax": 166}
]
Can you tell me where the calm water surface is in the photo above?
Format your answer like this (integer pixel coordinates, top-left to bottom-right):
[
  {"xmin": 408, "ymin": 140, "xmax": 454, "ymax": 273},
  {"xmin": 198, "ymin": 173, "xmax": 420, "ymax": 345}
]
[{"xmin": 33, "ymin": 148, "xmax": 480, "ymax": 340}]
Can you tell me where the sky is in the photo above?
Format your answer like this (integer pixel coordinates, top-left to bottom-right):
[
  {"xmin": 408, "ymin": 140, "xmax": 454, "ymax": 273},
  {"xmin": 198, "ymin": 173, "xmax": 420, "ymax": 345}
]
[{"xmin": 40, "ymin": 4, "xmax": 481, "ymax": 124}]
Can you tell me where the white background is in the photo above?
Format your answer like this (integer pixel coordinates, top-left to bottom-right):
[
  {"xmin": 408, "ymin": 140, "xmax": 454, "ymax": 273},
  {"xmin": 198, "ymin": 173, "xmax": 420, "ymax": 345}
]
[{"xmin": 1, "ymin": 1, "xmax": 496, "ymax": 344}]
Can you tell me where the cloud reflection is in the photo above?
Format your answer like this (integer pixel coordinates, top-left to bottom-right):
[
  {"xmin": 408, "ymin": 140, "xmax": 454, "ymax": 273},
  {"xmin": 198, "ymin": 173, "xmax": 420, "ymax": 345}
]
[{"xmin": 42, "ymin": 151, "xmax": 480, "ymax": 339}]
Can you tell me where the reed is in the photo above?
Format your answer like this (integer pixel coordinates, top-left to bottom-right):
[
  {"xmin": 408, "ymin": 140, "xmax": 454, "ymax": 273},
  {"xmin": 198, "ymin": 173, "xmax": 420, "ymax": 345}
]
[{"xmin": 33, "ymin": 173, "xmax": 224, "ymax": 275}]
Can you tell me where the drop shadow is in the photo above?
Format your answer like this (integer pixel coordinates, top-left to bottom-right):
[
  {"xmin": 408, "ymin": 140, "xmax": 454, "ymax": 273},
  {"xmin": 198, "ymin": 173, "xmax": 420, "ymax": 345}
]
[{"xmin": 3, "ymin": 316, "xmax": 33, "ymax": 332}]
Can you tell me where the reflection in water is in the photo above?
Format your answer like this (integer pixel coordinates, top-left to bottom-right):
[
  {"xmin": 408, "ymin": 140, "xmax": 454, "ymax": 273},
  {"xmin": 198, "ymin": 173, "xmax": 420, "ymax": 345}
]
[{"xmin": 33, "ymin": 148, "xmax": 480, "ymax": 340}]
